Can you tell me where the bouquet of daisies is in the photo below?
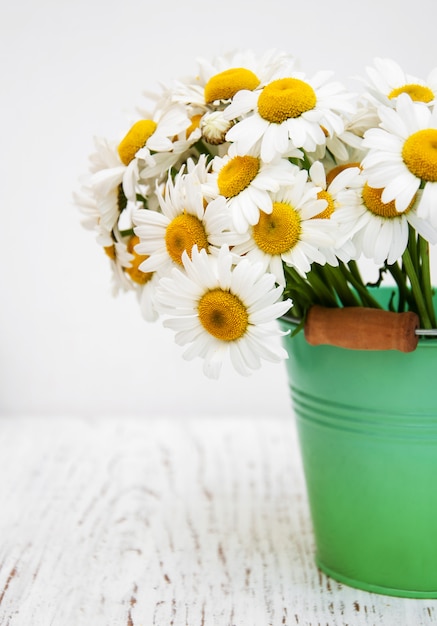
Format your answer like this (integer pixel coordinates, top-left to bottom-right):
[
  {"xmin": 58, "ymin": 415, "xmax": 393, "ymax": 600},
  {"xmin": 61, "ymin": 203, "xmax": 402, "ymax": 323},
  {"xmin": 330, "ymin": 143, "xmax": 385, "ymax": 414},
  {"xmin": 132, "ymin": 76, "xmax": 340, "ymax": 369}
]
[{"xmin": 75, "ymin": 51, "xmax": 437, "ymax": 378}]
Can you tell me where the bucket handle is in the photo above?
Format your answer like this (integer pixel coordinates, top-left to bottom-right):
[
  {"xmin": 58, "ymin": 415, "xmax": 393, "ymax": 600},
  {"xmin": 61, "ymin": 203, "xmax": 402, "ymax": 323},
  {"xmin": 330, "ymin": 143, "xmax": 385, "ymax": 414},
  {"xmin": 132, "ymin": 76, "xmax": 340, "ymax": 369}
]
[{"xmin": 303, "ymin": 305, "xmax": 420, "ymax": 352}]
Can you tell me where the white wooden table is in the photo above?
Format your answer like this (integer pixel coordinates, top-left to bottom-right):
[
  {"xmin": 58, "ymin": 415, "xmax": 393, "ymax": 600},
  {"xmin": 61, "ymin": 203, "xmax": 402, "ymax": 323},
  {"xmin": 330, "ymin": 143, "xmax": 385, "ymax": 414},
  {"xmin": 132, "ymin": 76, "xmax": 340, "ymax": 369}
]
[{"xmin": 1, "ymin": 415, "xmax": 436, "ymax": 626}]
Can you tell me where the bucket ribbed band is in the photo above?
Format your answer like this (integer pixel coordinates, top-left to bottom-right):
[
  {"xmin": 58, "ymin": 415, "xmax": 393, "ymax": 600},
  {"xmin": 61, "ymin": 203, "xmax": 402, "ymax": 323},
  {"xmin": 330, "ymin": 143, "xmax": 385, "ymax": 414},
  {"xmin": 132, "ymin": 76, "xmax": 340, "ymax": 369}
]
[{"xmin": 290, "ymin": 385, "xmax": 437, "ymax": 441}]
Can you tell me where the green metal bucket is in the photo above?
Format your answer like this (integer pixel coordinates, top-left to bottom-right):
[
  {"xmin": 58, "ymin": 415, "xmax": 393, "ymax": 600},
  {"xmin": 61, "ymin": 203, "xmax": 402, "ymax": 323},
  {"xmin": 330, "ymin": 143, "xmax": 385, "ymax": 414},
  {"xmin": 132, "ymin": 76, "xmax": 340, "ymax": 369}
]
[{"xmin": 280, "ymin": 292, "xmax": 437, "ymax": 598}]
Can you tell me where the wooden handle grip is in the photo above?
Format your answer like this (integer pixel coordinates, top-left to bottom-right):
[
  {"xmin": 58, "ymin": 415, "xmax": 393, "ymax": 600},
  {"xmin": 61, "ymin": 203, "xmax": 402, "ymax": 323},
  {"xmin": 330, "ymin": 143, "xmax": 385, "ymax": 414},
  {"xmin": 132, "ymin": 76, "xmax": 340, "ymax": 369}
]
[{"xmin": 304, "ymin": 305, "xmax": 420, "ymax": 352}]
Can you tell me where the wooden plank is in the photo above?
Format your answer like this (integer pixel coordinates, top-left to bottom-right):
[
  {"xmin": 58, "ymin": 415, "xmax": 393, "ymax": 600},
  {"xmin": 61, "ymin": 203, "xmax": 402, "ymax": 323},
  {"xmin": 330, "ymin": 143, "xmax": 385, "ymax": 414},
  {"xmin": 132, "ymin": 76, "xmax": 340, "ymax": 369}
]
[{"xmin": 0, "ymin": 415, "xmax": 436, "ymax": 625}]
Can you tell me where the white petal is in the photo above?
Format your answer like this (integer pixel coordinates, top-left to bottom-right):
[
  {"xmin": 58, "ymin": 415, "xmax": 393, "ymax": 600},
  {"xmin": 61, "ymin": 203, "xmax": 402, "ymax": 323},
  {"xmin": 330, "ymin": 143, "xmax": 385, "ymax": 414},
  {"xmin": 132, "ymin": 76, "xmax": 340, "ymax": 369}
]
[{"xmin": 224, "ymin": 90, "xmax": 259, "ymax": 119}]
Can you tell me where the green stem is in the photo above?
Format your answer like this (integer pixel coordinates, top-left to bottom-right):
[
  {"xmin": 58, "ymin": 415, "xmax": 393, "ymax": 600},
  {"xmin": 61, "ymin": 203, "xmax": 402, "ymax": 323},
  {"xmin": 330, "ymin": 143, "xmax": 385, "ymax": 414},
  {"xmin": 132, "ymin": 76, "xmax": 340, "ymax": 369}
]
[
  {"xmin": 418, "ymin": 236, "xmax": 436, "ymax": 327},
  {"xmin": 321, "ymin": 264, "xmax": 360, "ymax": 307},
  {"xmin": 282, "ymin": 266, "xmax": 315, "ymax": 318},
  {"xmin": 119, "ymin": 228, "xmax": 134, "ymax": 238},
  {"xmin": 305, "ymin": 267, "xmax": 339, "ymax": 307},
  {"xmin": 347, "ymin": 260, "xmax": 364, "ymax": 285},
  {"xmin": 339, "ymin": 263, "xmax": 383, "ymax": 309},
  {"xmin": 297, "ymin": 150, "xmax": 313, "ymax": 172},
  {"xmin": 192, "ymin": 139, "xmax": 214, "ymax": 160},
  {"xmin": 402, "ymin": 247, "xmax": 432, "ymax": 329},
  {"xmin": 386, "ymin": 261, "xmax": 411, "ymax": 312},
  {"xmin": 407, "ymin": 225, "xmax": 418, "ymax": 267}
]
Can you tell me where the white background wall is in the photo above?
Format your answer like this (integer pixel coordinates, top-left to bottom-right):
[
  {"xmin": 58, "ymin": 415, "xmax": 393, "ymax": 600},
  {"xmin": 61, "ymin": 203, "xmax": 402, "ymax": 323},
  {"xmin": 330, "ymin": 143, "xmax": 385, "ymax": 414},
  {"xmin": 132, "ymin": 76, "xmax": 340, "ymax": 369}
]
[{"xmin": 1, "ymin": 0, "xmax": 436, "ymax": 418}]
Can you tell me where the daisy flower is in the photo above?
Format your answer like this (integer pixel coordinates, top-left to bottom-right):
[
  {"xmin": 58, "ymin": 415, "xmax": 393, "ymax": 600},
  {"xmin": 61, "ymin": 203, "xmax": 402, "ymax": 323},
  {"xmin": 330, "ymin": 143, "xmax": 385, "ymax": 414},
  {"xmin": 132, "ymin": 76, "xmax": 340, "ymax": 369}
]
[
  {"xmin": 119, "ymin": 103, "xmax": 191, "ymax": 170},
  {"xmin": 205, "ymin": 144, "xmax": 300, "ymax": 233},
  {"xmin": 100, "ymin": 232, "xmax": 137, "ymax": 296},
  {"xmin": 171, "ymin": 49, "xmax": 296, "ymax": 110},
  {"xmin": 73, "ymin": 175, "xmax": 144, "ymax": 278},
  {"xmin": 342, "ymin": 174, "xmax": 437, "ymax": 265},
  {"xmin": 133, "ymin": 165, "xmax": 243, "ymax": 276},
  {"xmin": 137, "ymin": 106, "xmax": 211, "ymax": 185},
  {"xmin": 308, "ymin": 160, "xmax": 361, "ymax": 264},
  {"xmin": 134, "ymin": 101, "xmax": 207, "ymax": 184},
  {"xmin": 231, "ymin": 169, "xmax": 336, "ymax": 285},
  {"xmin": 156, "ymin": 246, "xmax": 292, "ymax": 378},
  {"xmin": 124, "ymin": 235, "xmax": 161, "ymax": 322},
  {"xmin": 361, "ymin": 94, "xmax": 437, "ymax": 223},
  {"xmin": 74, "ymin": 137, "xmax": 145, "ymax": 252},
  {"xmin": 168, "ymin": 51, "xmax": 298, "ymax": 151},
  {"xmin": 83, "ymin": 137, "xmax": 131, "ymax": 232},
  {"xmin": 202, "ymin": 49, "xmax": 296, "ymax": 103},
  {"xmin": 363, "ymin": 57, "xmax": 437, "ymax": 107},
  {"xmin": 103, "ymin": 233, "xmax": 160, "ymax": 321},
  {"xmin": 224, "ymin": 69, "xmax": 356, "ymax": 162}
]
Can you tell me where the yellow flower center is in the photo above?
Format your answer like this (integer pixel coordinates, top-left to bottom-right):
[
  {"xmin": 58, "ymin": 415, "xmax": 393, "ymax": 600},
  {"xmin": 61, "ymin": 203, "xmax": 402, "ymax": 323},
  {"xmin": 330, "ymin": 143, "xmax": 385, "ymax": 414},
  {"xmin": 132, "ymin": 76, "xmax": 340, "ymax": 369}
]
[
  {"xmin": 362, "ymin": 184, "xmax": 415, "ymax": 218},
  {"xmin": 217, "ymin": 155, "xmax": 260, "ymax": 198},
  {"xmin": 252, "ymin": 201, "xmax": 301, "ymax": 254},
  {"xmin": 258, "ymin": 78, "xmax": 317, "ymax": 124},
  {"xmin": 125, "ymin": 236, "xmax": 154, "ymax": 285},
  {"xmin": 204, "ymin": 68, "xmax": 260, "ymax": 103},
  {"xmin": 165, "ymin": 213, "xmax": 209, "ymax": 265},
  {"xmin": 402, "ymin": 129, "xmax": 437, "ymax": 182},
  {"xmin": 117, "ymin": 120, "xmax": 158, "ymax": 165},
  {"xmin": 198, "ymin": 289, "xmax": 249, "ymax": 341},
  {"xmin": 186, "ymin": 114, "xmax": 202, "ymax": 138},
  {"xmin": 388, "ymin": 84, "xmax": 434, "ymax": 103},
  {"xmin": 104, "ymin": 244, "xmax": 116, "ymax": 260},
  {"xmin": 314, "ymin": 190, "xmax": 335, "ymax": 219}
]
